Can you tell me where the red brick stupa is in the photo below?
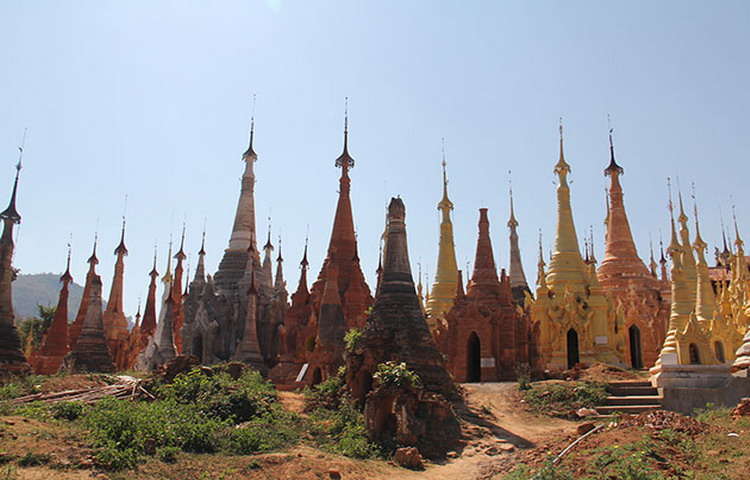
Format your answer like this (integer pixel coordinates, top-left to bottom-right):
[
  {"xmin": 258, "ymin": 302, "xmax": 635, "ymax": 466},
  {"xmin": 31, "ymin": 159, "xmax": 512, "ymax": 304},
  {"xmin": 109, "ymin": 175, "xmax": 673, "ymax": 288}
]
[{"xmin": 31, "ymin": 247, "xmax": 73, "ymax": 374}]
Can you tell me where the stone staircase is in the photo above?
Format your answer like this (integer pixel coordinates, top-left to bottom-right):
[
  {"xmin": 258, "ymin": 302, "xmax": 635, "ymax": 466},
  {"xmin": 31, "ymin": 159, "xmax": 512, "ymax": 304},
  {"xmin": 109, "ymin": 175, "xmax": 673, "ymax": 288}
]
[{"xmin": 595, "ymin": 380, "xmax": 663, "ymax": 416}]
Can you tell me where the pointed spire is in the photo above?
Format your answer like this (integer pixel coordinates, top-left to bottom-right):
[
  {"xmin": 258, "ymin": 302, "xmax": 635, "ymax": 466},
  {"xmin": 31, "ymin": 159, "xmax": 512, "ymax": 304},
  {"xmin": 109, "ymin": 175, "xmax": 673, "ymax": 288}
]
[
  {"xmin": 507, "ymin": 170, "xmax": 528, "ymax": 292},
  {"xmin": 162, "ymin": 237, "xmax": 173, "ymax": 284},
  {"xmin": 149, "ymin": 243, "xmax": 158, "ymax": 278},
  {"xmin": 667, "ymin": 177, "xmax": 681, "ymax": 253},
  {"xmin": 199, "ymin": 225, "xmax": 206, "ymax": 256},
  {"xmin": 692, "ymin": 183, "xmax": 707, "ymax": 252},
  {"xmin": 114, "ymin": 216, "xmax": 128, "ymax": 256},
  {"xmin": 334, "ymin": 97, "xmax": 355, "ymax": 174},
  {"xmin": 61, "ymin": 242, "xmax": 73, "ymax": 284},
  {"xmin": 507, "ymin": 171, "xmax": 518, "ymax": 229},
  {"xmin": 469, "ymin": 208, "xmax": 500, "ymax": 290},
  {"xmin": 243, "ymin": 94, "xmax": 257, "ymax": 160},
  {"xmin": 733, "ymin": 204, "xmax": 744, "ymax": 251},
  {"xmin": 0, "ymin": 131, "xmax": 25, "ymax": 224},
  {"xmin": 263, "ymin": 217, "xmax": 273, "ymax": 252},
  {"xmin": 274, "ymin": 235, "xmax": 286, "ymax": 292},
  {"xmin": 603, "ymin": 126, "xmax": 623, "ymax": 176},
  {"xmin": 175, "ymin": 224, "xmax": 186, "ymax": 261},
  {"xmin": 649, "ymin": 236, "xmax": 658, "ymax": 277},
  {"xmin": 87, "ymin": 233, "xmax": 99, "ymax": 268},
  {"xmin": 301, "ymin": 235, "xmax": 309, "ymax": 269},
  {"xmin": 536, "ymin": 229, "xmax": 547, "ymax": 288},
  {"xmin": 437, "ymin": 137, "xmax": 453, "ymax": 213},
  {"xmin": 554, "ymin": 118, "xmax": 571, "ymax": 181}
]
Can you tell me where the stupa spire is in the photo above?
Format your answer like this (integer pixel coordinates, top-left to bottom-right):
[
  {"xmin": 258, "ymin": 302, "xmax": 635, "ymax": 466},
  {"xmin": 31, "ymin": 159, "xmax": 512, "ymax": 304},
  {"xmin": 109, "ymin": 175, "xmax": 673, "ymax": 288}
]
[
  {"xmin": 507, "ymin": 171, "xmax": 529, "ymax": 293},
  {"xmin": 274, "ymin": 235, "xmax": 286, "ymax": 292},
  {"xmin": 546, "ymin": 120, "xmax": 586, "ymax": 289},
  {"xmin": 294, "ymin": 237, "xmax": 310, "ymax": 297},
  {"xmin": 600, "ymin": 127, "xmax": 643, "ymax": 267},
  {"xmin": 141, "ymin": 245, "xmax": 158, "ymax": 342},
  {"xmin": 192, "ymin": 226, "xmax": 207, "ymax": 287},
  {"xmin": 469, "ymin": 208, "xmax": 501, "ymax": 292},
  {"xmin": 427, "ymin": 138, "xmax": 459, "ymax": 322},
  {"xmin": 103, "ymin": 216, "xmax": 131, "ymax": 361}
]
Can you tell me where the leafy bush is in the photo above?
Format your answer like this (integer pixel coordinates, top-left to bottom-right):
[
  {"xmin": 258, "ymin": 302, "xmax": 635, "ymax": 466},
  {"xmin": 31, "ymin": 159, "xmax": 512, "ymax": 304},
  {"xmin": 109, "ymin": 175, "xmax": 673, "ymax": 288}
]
[
  {"xmin": 308, "ymin": 399, "xmax": 380, "ymax": 459},
  {"xmin": 522, "ymin": 381, "xmax": 607, "ymax": 417},
  {"xmin": 156, "ymin": 446, "xmax": 180, "ymax": 464},
  {"xmin": 0, "ymin": 375, "xmax": 46, "ymax": 401},
  {"xmin": 503, "ymin": 462, "xmax": 573, "ymax": 480},
  {"xmin": 372, "ymin": 361, "xmax": 421, "ymax": 389},
  {"xmin": 157, "ymin": 368, "xmax": 278, "ymax": 423},
  {"xmin": 222, "ymin": 412, "xmax": 298, "ymax": 455},
  {"xmin": 93, "ymin": 444, "xmax": 139, "ymax": 471},
  {"xmin": 303, "ymin": 376, "xmax": 344, "ymax": 411},
  {"xmin": 51, "ymin": 401, "xmax": 84, "ymax": 421},
  {"xmin": 84, "ymin": 397, "xmax": 228, "ymax": 469},
  {"xmin": 344, "ymin": 328, "xmax": 363, "ymax": 352}
]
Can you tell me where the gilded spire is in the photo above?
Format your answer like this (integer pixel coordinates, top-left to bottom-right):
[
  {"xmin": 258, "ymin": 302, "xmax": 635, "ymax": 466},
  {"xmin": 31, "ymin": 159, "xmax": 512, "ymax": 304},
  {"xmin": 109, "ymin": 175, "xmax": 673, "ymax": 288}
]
[
  {"xmin": 553, "ymin": 119, "xmax": 571, "ymax": 182},
  {"xmin": 547, "ymin": 120, "xmax": 586, "ymax": 288},
  {"xmin": 733, "ymin": 204, "xmax": 744, "ymax": 251},
  {"xmin": 427, "ymin": 138, "xmax": 459, "ymax": 321},
  {"xmin": 667, "ymin": 178, "xmax": 681, "ymax": 255},
  {"xmin": 536, "ymin": 229, "xmax": 547, "ymax": 288}
]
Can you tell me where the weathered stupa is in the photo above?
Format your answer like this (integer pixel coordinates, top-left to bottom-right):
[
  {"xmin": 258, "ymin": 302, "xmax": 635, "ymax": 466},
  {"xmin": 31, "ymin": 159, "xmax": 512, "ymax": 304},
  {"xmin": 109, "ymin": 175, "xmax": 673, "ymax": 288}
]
[
  {"xmin": 0, "ymin": 156, "xmax": 31, "ymax": 376},
  {"xmin": 31, "ymin": 248, "xmax": 73, "ymax": 374},
  {"xmin": 102, "ymin": 219, "xmax": 132, "ymax": 370},
  {"xmin": 270, "ymin": 108, "xmax": 372, "ymax": 386},
  {"xmin": 62, "ymin": 251, "xmax": 115, "ymax": 373},
  {"xmin": 436, "ymin": 208, "xmax": 528, "ymax": 381},
  {"xmin": 346, "ymin": 197, "xmax": 458, "ymax": 458}
]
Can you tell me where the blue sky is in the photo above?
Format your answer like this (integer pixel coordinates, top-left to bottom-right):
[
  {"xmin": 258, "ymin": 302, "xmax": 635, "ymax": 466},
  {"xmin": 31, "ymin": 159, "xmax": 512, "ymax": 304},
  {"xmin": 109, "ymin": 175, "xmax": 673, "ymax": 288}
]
[{"xmin": 1, "ymin": 1, "xmax": 749, "ymax": 316}]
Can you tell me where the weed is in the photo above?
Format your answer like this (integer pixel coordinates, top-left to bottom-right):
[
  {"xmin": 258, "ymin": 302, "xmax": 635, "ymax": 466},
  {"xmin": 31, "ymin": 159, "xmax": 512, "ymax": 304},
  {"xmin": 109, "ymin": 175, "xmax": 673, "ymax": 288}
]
[
  {"xmin": 373, "ymin": 361, "xmax": 421, "ymax": 389},
  {"xmin": 50, "ymin": 401, "xmax": 84, "ymax": 421},
  {"xmin": 16, "ymin": 452, "xmax": 50, "ymax": 467},
  {"xmin": 308, "ymin": 399, "xmax": 381, "ymax": 459},
  {"xmin": 523, "ymin": 381, "xmax": 607, "ymax": 418},
  {"xmin": 156, "ymin": 446, "xmax": 180, "ymax": 464},
  {"xmin": 303, "ymin": 375, "xmax": 344, "ymax": 411},
  {"xmin": 344, "ymin": 328, "xmax": 363, "ymax": 352}
]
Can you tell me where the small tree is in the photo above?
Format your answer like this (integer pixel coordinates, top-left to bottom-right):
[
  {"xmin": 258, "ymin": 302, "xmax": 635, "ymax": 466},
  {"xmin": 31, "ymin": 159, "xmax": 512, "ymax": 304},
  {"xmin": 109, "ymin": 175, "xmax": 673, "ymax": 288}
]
[{"xmin": 18, "ymin": 304, "xmax": 56, "ymax": 350}]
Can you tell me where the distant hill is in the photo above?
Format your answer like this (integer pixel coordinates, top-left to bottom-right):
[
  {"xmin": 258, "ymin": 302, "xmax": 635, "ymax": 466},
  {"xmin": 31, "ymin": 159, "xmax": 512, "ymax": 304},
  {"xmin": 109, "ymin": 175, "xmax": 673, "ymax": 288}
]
[{"xmin": 12, "ymin": 273, "xmax": 85, "ymax": 322}]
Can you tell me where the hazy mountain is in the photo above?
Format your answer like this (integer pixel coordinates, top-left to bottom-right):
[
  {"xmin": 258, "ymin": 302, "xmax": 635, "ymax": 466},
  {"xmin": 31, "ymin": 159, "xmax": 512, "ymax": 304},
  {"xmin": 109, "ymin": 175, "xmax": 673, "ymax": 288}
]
[{"xmin": 12, "ymin": 273, "xmax": 85, "ymax": 322}]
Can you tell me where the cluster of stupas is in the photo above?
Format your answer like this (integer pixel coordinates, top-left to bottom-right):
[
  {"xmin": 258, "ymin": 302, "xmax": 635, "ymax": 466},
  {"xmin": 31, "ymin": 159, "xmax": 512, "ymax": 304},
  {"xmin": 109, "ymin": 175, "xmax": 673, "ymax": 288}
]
[{"xmin": 1, "ymin": 108, "xmax": 750, "ymax": 390}]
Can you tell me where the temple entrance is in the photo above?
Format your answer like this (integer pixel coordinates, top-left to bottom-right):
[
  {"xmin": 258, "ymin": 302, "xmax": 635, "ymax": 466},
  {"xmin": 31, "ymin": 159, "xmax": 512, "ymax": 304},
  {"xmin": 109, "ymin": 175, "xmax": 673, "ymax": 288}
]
[
  {"xmin": 628, "ymin": 325, "xmax": 643, "ymax": 369},
  {"xmin": 567, "ymin": 329, "xmax": 580, "ymax": 369},
  {"xmin": 467, "ymin": 332, "xmax": 481, "ymax": 382},
  {"xmin": 311, "ymin": 367, "xmax": 322, "ymax": 385},
  {"xmin": 714, "ymin": 341, "xmax": 726, "ymax": 363},
  {"xmin": 689, "ymin": 344, "xmax": 701, "ymax": 365},
  {"xmin": 192, "ymin": 335, "xmax": 203, "ymax": 364}
]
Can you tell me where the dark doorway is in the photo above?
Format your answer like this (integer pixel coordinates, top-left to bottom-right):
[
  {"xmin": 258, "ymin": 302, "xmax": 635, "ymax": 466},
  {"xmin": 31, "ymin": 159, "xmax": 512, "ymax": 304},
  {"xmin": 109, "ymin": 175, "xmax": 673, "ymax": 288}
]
[
  {"xmin": 714, "ymin": 341, "xmax": 726, "ymax": 363},
  {"xmin": 689, "ymin": 344, "xmax": 701, "ymax": 365},
  {"xmin": 192, "ymin": 335, "xmax": 203, "ymax": 364},
  {"xmin": 567, "ymin": 329, "xmax": 580, "ymax": 369},
  {"xmin": 311, "ymin": 367, "xmax": 322, "ymax": 385},
  {"xmin": 467, "ymin": 332, "xmax": 481, "ymax": 382},
  {"xmin": 629, "ymin": 325, "xmax": 643, "ymax": 369}
]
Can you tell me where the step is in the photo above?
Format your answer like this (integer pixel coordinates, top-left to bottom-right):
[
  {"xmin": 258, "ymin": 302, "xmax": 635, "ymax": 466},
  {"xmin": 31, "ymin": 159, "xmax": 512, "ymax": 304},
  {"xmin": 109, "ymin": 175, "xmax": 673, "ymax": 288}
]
[
  {"xmin": 608, "ymin": 386, "xmax": 659, "ymax": 396},
  {"xmin": 608, "ymin": 381, "xmax": 652, "ymax": 388},
  {"xmin": 604, "ymin": 395, "xmax": 662, "ymax": 406},
  {"xmin": 595, "ymin": 405, "xmax": 662, "ymax": 415}
]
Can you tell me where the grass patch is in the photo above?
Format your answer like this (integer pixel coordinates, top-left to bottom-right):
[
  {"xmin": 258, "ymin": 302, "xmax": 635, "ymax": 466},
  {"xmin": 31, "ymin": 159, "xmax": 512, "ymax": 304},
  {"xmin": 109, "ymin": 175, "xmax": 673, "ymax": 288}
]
[{"xmin": 522, "ymin": 381, "xmax": 607, "ymax": 418}]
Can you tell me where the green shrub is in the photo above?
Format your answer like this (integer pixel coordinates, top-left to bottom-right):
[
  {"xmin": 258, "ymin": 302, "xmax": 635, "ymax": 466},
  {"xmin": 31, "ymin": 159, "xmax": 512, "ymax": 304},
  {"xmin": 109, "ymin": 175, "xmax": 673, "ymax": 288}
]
[
  {"xmin": 303, "ymin": 376, "xmax": 344, "ymax": 411},
  {"xmin": 84, "ymin": 397, "xmax": 228, "ymax": 468},
  {"xmin": 372, "ymin": 361, "xmax": 421, "ymax": 389},
  {"xmin": 16, "ymin": 452, "xmax": 50, "ymax": 467},
  {"xmin": 523, "ymin": 381, "xmax": 607, "ymax": 417},
  {"xmin": 93, "ymin": 444, "xmax": 139, "ymax": 471},
  {"xmin": 51, "ymin": 401, "xmax": 84, "ymax": 421},
  {"xmin": 156, "ymin": 446, "xmax": 180, "ymax": 464},
  {"xmin": 158, "ymin": 368, "xmax": 277, "ymax": 423},
  {"xmin": 515, "ymin": 364, "xmax": 532, "ymax": 391},
  {"xmin": 344, "ymin": 328, "xmax": 363, "ymax": 352},
  {"xmin": 223, "ymin": 415, "xmax": 297, "ymax": 455},
  {"xmin": 309, "ymin": 400, "xmax": 380, "ymax": 459}
]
